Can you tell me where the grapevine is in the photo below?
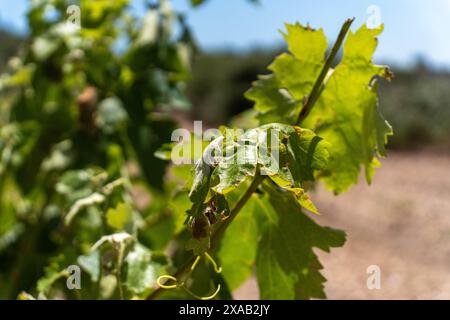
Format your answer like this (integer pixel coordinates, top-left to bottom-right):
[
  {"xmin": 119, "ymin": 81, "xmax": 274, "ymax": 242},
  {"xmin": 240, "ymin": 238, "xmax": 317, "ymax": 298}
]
[
  {"xmin": 151, "ymin": 17, "xmax": 392, "ymax": 299},
  {"xmin": 0, "ymin": 0, "xmax": 392, "ymax": 300}
]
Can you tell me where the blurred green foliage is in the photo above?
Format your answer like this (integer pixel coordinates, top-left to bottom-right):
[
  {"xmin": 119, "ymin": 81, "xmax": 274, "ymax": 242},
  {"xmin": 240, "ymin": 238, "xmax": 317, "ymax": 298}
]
[
  {"xmin": 0, "ymin": 0, "xmax": 197, "ymax": 299},
  {"xmin": 379, "ymin": 68, "xmax": 450, "ymax": 149}
]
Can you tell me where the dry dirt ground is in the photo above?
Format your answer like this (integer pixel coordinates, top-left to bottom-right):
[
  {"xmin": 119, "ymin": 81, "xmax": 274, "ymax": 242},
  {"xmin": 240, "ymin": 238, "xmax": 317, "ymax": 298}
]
[{"xmin": 234, "ymin": 151, "xmax": 450, "ymax": 299}]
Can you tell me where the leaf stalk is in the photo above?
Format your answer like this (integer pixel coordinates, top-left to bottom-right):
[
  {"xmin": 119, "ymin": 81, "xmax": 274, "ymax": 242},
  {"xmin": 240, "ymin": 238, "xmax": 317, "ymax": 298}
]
[{"xmin": 295, "ymin": 17, "xmax": 355, "ymax": 125}]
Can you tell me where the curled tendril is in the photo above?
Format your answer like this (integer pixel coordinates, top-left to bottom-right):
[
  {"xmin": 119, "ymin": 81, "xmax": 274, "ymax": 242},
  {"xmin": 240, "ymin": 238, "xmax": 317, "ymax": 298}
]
[
  {"xmin": 183, "ymin": 284, "xmax": 222, "ymax": 301},
  {"xmin": 156, "ymin": 253, "xmax": 222, "ymax": 300},
  {"xmin": 156, "ymin": 275, "xmax": 179, "ymax": 289},
  {"xmin": 190, "ymin": 255, "xmax": 201, "ymax": 272},
  {"xmin": 205, "ymin": 252, "xmax": 222, "ymax": 273}
]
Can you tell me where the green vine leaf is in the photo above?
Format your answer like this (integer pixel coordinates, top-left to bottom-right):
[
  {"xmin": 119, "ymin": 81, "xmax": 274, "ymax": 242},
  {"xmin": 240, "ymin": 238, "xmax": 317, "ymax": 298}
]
[
  {"xmin": 245, "ymin": 23, "xmax": 328, "ymax": 124},
  {"xmin": 212, "ymin": 130, "xmax": 258, "ymax": 194},
  {"xmin": 244, "ymin": 74, "xmax": 297, "ymax": 125},
  {"xmin": 255, "ymin": 183, "xmax": 346, "ymax": 299},
  {"xmin": 78, "ymin": 250, "xmax": 101, "ymax": 283},
  {"xmin": 190, "ymin": 123, "xmax": 329, "ymax": 198},
  {"xmin": 283, "ymin": 187, "xmax": 319, "ymax": 215},
  {"xmin": 124, "ymin": 243, "xmax": 167, "ymax": 297},
  {"xmin": 185, "ymin": 123, "xmax": 329, "ymax": 253},
  {"xmin": 305, "ymin": 24, "xmax": 393, "ymax": 193},
  {"xmin": 217, "ymin": 191, "xmax": 259, "ymax": 290},
  {"xmin": 247, "ymin": 22, "xmax": 393, "ymax": 193},
  {"xmin": 186, "ymin": 236, "xmax": 210, "ymax": 256}
]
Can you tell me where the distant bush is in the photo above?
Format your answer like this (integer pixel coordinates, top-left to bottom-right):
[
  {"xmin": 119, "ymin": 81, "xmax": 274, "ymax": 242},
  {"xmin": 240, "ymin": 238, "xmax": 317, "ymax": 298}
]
[
  {"xmin": 380, "ymin": 70, "xmax": 450, "ymax": 149},
  {"xmin": 0, "ymin": 30, "xmax": 23, "ymax": 71}
]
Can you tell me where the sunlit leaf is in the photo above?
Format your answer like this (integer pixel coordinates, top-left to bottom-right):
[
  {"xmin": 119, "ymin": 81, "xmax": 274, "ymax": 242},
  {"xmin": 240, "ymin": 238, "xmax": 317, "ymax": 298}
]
[{"xmin": 247, "ymin": 23, "xmax": 392, "ymax": 193}]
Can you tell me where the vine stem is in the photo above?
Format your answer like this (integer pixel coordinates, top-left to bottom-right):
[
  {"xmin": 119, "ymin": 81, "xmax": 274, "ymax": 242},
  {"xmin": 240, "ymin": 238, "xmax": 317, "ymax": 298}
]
[
  {"xmin": 209, "ymin": 174, "xmax": 265, "ymax": 251},
  {"xmin": 295, "ymin": 17, "xmax": 354, "ymax": 125},
  {"xmin": 147, "ymin": 18, "xmax": 354, "ymax": 300}
]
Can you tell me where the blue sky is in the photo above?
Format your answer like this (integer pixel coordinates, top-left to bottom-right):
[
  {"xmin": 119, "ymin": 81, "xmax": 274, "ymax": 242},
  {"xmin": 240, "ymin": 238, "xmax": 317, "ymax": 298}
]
[{"xmin": 1, "ymin": 0, "xmax": 450, "ymax": 69}]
